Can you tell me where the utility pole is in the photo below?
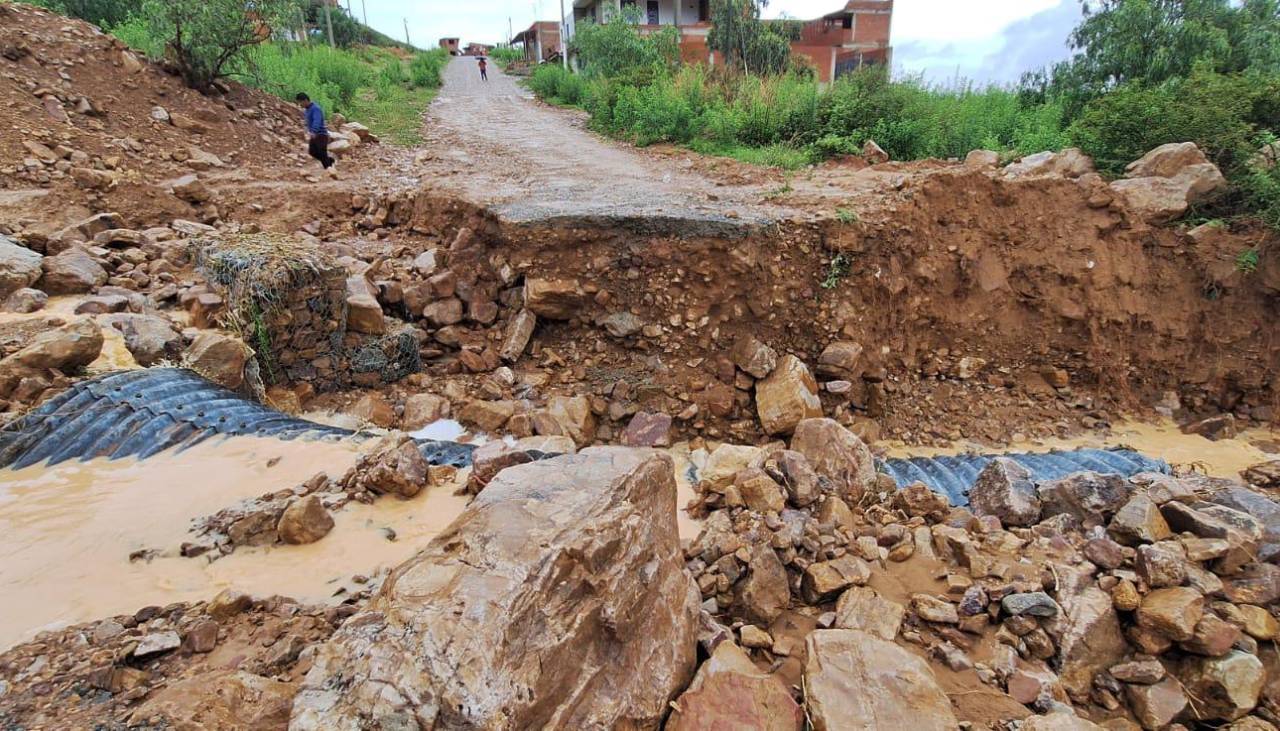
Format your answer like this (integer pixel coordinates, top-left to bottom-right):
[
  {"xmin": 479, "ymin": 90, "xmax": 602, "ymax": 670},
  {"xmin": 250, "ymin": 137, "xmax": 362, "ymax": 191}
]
[
  {"xmin": 323, "ymin": 1, "xmax": 336, "ymax": 47},
  {"xmin": 559, "ymin": 0, "xmax": 568, "ymax": 69},
  {"xmin": 404, "ymin": 17, "xmax": 411, "ymax": 47},
  {"xmin": 361, "ymin": 0, "xmax": 368, "ymax": 25}
]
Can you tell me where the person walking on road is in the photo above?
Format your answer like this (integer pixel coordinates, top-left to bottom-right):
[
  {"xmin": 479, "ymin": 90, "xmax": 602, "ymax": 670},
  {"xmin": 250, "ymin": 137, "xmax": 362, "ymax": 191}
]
[
  {"xmin": 478, "ymin": 57, "xmax": 488, "ymax": 81},
  {"xmin": 295, "ymin": 92, "xmax": 337, "ymax": 178}
]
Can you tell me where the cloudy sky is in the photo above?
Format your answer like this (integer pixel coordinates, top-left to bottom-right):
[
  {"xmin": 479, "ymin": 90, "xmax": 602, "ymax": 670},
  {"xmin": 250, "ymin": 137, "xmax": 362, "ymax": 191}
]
[{"xmin": 343, "ymin": 0, "xmax": 1083, "ymax": 85}]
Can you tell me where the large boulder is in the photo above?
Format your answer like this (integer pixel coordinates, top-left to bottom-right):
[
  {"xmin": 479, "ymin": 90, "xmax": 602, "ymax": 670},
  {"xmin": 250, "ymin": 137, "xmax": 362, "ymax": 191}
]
[
  {"xmin": 1003, "ymin": 148, "xmax": 1094, "ymax": 179},
  {"xmin": 277, "ymin": 495, "xmax": 335, "ymax": 545},
  {"xmin": 803, "ymin": 629, "xmax": 958, "ymax": 731},
  {"xmin": 1111, "ymin": 142, "xmax": 1228, "ymax": 224},
  {"xmin": 291, "ymin": 448, "xmax": 699, "ymax": 730},
  {"xmin": 666, "ymin": 641, "xmax": 803, "ymax": 731},
  {"xmin": 1051, "ymin": 583, "xmax": 1128, "ymax": 698},
  {"xmin": 182, "ymin": 332, "xmax": 250, "ymax": 390},
  {"xmin": 1177, "ymin": 650, "xmax": 1264, "ymax": 721},
  {"xmin": 39, "ymin": 246, "xmax": 107, "ymax": 294},
  {"xmin": 969, "ymin": 457, "xmax": 1041, "ymax": 527},
  {"xmin": 0, "ymin": 318, "xmax": 102, "ymax": 375},
  {"xmin": 0, "ymin": 235, "xmax": 43, "ymax": 299},
  {"xmin": 755, "ymin": 355, "xmax": 821, "ymax": 435},
  {"xmin": 790, "ymin": 418, "xmax": 876, "ymax": 504},
  {"xmin": 1037, "ymin": 471, "xmax": 1131, "ymax": 526}
]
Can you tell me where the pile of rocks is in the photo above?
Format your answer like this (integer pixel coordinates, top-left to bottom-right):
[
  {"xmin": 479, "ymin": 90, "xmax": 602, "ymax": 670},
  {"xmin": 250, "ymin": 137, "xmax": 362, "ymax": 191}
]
[
  {"xmin": 0, "ymin": 589, "xmax": 348, "ymax": 730},
  {"xmin": 182, "ymin": 435, "xmax": 451, "ymax": 558},
  {"xmin": 682, "ymin": 418, "xmax": 1280, "ymax": 729}
]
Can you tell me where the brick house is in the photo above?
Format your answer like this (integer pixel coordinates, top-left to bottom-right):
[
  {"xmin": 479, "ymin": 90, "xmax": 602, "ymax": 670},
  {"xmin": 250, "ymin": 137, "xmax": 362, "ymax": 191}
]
[
  {"xmin": 511, "ymin": 21, "xmax": 564, "ymax": 63},
  {"xmin": 439, "ymin": 37, "xmax": 461, "ymax": 55},
  {"xmin": 566, "ymin": 0, "xmax": 892, "ymax": 81}
]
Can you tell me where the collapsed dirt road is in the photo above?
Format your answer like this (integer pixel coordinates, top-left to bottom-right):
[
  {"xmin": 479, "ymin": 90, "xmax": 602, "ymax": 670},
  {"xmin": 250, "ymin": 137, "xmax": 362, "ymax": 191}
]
[
  {"xmin": 3, "ymin": 5, "xmax": 1280, "ymax": 729},
  {"xmin": 410, "ymin": 58, "xmax": 791, "ymax": 233}
]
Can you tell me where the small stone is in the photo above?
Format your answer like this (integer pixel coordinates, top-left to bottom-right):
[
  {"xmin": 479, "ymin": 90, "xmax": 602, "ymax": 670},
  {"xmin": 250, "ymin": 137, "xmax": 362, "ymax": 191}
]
[
  {"xmin": 738, "ymin": 625, "xmax": 773, "ymax": 649},
  {"xmin": 132, "ymin": 631, "xmax": 182, "ymax": 659},
  {"xmin": 1002, "ymin": 591, "xmax": 1061, "ymax": 618},
  {"xmin": 1109, "ymin": 494, "xmax": 1172, "ymax": 545},
  {"xmin": 969, "ymin": 457, "xmax": 1041, "ymax": 527},
  {"xmin": 1110, "ymin": 659, "xmax": 1165, "ymax": 684},
  {"xmin": 802, "ymin": 555, "xmax": 872, "ymax": 603},
  {"xmin": 277, "ymin": 495, "xmax": 335, "ymax": 545},
  {"xmin": 912, "ymin": 594, "xmax": 959, "ymax": 624},
  {"xmin": 1136, "ymin": 542, "xmax": 1188, "ymax": 588},
  {"xmin": 1125, "ymin": 676, "xmax": 1188, "ymax": 730},
  {"xmin": 1137, "ymin": 586, "xmax": 1204, "ymax": 641}
]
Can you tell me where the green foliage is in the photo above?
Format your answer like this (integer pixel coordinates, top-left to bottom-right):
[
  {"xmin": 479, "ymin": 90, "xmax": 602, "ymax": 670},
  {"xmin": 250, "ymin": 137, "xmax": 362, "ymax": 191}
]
[
  {"xmin": 1066, "ymin": 66, "xmax": 1260, "ymax": 173},
  {"xmin": 244, "ymin": 43, "xmax": 370, "ymax": 113},
  {"xmin": 408, "ymin": 49, "xmax": 448, "ymax": 88},
  {"xmin": 1236, "ymin": 247, "xmax": 1261, "ymax": 273},
  {"xmin": 137, "ymin": 0, "xmax": 301, "ymax": 91},
  {"xmin": 489, "ymin": 46, "xmax": 523, "ymax": 67},
  {"xmin": 572, "ymin": 8, "xmax": 679, "ymax": 80},
  {"xmin": 529, "ymin": 64, "xmax": 589, "ymax": 105},
  {"xmin": 108, "ymin": 14, "xmax": 162, "ymax": 57},
  {"xmin": 835, "ymin": 208, "xmax": 858, "ymax": 224},
  {"xmin": 707, "ymin": 0, "xmax": 792, "ymax": 75},
  {"xmin": 820, "ymin": 253, "xmax": 851, "ymax": 289},
  {"xmin": 22, "ymin": 0, "xmax": 139, "ymax": 26}
]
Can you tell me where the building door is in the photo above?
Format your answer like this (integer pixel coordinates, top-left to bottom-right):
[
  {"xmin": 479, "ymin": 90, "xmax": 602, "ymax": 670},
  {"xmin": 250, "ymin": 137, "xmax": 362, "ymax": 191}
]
[{"xmin": 647, "ymin": 0, "xmax": 659, "ymax": 25}]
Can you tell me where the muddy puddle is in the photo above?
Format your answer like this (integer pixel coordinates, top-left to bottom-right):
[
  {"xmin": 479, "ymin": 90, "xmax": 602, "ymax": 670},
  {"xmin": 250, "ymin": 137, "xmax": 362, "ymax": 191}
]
[{"xmin": 0, "ymin": 436, "xmax": 470, "ymax": 650}]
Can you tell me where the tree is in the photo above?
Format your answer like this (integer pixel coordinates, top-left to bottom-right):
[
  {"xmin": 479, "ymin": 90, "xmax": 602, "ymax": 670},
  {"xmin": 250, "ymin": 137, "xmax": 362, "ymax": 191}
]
[
  {"xmin": 1023, "ymin": 0, "xmax": 1280, "ymax": 116},
  {"xmin": 571, "ymin": 7, "xmax": 679, "ymax": 80},
  {"xmin": 707, "ymin": 0, "xmax": 792, "ymax": 75},
  {"xmin": 140, "ymin": 0, "xmax": 302, "ymax": 91}
]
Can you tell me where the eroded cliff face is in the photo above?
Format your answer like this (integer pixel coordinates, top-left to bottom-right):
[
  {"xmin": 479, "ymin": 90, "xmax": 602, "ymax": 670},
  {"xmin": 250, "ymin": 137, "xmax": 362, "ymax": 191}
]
[{"xmin": 290, "ymin": 447, "xmax": 700, "ymax": 730}]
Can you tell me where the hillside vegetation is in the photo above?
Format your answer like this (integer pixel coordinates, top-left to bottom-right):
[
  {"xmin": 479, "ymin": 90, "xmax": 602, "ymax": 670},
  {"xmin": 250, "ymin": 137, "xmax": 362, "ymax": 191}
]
[
  {"xmin": 533, "ymin": 0, "xmax": 1280, "ymax": 230},
  {"xmin": 16, "ymin": 0, "xmax": 447, "ymax": 144}
]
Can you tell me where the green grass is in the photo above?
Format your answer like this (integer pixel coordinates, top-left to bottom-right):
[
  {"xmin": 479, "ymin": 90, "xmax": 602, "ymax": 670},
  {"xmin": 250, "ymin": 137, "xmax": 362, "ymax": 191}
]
[{"xmin": 688, "ymin": 140, "xmax": 816, "ymax": 169}]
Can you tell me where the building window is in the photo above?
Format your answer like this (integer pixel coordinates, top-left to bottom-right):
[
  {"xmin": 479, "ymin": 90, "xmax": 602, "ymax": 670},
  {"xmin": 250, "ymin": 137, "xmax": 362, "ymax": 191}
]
[
  {"xmin": 698, "ymin": 0, "xmax": 708, "ymax": 21},
  {"xmin": 646, "ymin": 0, "xmax": 659, "ymax": 24}
]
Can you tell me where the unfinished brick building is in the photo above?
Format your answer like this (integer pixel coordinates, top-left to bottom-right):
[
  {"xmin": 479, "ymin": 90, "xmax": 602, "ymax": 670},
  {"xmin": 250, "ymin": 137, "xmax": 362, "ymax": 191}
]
[{"xmin": 562, "ymin": 0, "xmax": 892, "ymax": 82}]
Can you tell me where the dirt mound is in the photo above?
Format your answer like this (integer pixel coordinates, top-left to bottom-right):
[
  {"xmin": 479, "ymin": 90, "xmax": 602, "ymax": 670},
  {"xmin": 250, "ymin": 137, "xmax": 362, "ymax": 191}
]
[{"xmin": 0, "ymin": 2, "xmax": 350, "ymax": 234}]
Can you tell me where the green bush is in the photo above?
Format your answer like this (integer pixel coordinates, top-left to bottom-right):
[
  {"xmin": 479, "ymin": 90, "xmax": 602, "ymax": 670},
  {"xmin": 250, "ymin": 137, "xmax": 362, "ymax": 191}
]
[
  {"xmin": 408, "ymin": 49, "xmax": 448, "ymax": 89},
  {"xmin": 1067, "ymin": 67, "xmax": 1264, "ymax": 174},
  {"xmin": 245, "ymin": 43, "xmax": 372, "ymax": 114},
  {"xmin": 529, "ymin": 64, "xmax": 588, "ymax": 105},
  {"xmin": 489, "ymin": 46, "xmax": 522, "ymax": 67},
  {"xmin": 108, "ymin": 13, "xmax": 161, "ymax": 57}
]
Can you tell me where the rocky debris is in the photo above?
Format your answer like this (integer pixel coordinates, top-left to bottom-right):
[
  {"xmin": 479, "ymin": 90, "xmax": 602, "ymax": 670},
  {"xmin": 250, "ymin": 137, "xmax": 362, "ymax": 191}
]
[
  {"xmin": 966, "ymin": 149, "xmax": 1001, "ymax": 167},
  {"xmin": 1111, "ymin": 142, "xmax": 1228, "ymax": 223},
  {"xmin": 816, "ymin": 340, "xmax": 863, "ymax": 380},
  {"xmin": 666, "ymin": 641, "xmax": 803, "ymax": 731},
  {"xmin": 1242, "ymin": 460, "xmax": 1280, "ymax": 489},
  {"xmin": 863, "ymin": 139, "xmax": 890, "ymax": 164},
  {"xmin": 349, "ymin": 392, "xmax": 395, "ymax": 427},
  {"xmin": 465, "ymin": 435, "xmax": 574, "ymax": 494},
  {"xmin": 833, "ymin": 586, "xmax": 904, "ymax": 639},
  {"xmin": 1004, "ymin": 148, "xmax": 1094, "ymax": 179},
  {"xmin": 39, "ymin": 245, "xmax": 107, "ymax": 294},
  {"xmin": 1178, "ymin": 650, "xmax": 1265, "ymax": 721},
  {"xmin": 1109, "ymin": 493, "xmax": 1172, "ymax": 545},
  {"xmin": 1038, "ymin": 471, "xmax": 1131, "ymax": 526},
  {"xmin": 277, "ymin": 495, "xmax": 335, "ymax": 545},
  {"xmin": 102, "ymin": 313, "xmax": 182, "ymax": 366},
  {"xmin": 970, "ymin": 457, "xmax": 1042, "ymax": 526},
  {"xmin": 789, "ymin": 418, "xmax": 876, "ymax": 503},
  {"xmin": 0, "ymin": 594, "xmax": 338, "ymax": 730},
  {"xmin": 339, "ymin": 434, "xmax": 430, "ymax": 498},
  {"xmin": 804, "ymin": 629, "xmax": 958, "ymax": 730},
  {"xmin": 523, "ymin": 277, "xmax": 583, "ymax": 319},
  {"xmin": 181, "ymin": 332, "xmax": 249, "ymax": 390},
  {"xmin": 292, "ymin": 449, "xmax": 699, "ymax": 730},
  {"xmin": 499, "ymin": 308, "xmax": 536, "ymax": 362},
  {"xmin": 0, "ymin": 318, "xmax": 102, "ymax": 406},
  {"xmin": 622, "ymin": 411, "xmax": 673, "ymax": 447},
  {"xmin": 3, "ymin": 287, "xmax": 48, "ymax": 313},
  {"xmin": 755, "ymin": 355, "xmax": 821, "ymax": 435},
  {"xmin": 1181, "ymin": 412, "xmax": 1238, "ymax": 440},
  {"xmin": 731, "ymin": 335, "xmax": 778, "ymax": 379},
  {"xmin": 0, "ymin": 235, "xmax": 43, "ymax": 298},
  {"xmin": 400, "ymin": 392, "xmax": 450, "ymax": 429}
]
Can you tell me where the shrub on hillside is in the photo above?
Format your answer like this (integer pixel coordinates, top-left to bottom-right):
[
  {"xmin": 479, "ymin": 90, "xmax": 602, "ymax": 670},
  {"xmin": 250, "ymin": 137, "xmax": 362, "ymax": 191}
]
[
  {"xmin": 408, "ymin": 49, "xmax": 448, "ymax": 89},
  {"xmin": 137, "ymin": 0, "xmax": 301, "ymax": 91}
]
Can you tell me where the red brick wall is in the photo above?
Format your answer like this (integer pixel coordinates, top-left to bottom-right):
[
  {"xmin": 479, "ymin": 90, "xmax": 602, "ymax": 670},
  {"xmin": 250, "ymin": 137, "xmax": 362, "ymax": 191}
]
[{"xmin": 853, "ymin": 11, "xmax": 891, "ymax": 45}]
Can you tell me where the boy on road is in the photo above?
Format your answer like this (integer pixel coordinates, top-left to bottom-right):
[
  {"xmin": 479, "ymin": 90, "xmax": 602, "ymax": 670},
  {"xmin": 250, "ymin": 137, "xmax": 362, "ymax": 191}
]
[
  {"xmin": 296, "ymin": 92, "xmax": 337, "ymax": 178},
  {"xmin": 478, "ymin": 57, "xmax": 488, "ymax": 81}
]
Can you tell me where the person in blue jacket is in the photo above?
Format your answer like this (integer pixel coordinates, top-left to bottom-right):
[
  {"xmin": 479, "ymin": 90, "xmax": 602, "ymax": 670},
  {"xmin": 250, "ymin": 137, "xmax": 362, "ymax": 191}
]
[{"xmin": 296, "ymin": 92, "xmax": 336, "ymax": 177}]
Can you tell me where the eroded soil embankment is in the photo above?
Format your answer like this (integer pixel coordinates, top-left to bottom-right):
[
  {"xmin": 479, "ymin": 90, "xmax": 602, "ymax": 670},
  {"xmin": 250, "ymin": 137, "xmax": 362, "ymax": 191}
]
[{"xmin": 351, "ymin": 169, "xmax": 1278, "ymax": 447}]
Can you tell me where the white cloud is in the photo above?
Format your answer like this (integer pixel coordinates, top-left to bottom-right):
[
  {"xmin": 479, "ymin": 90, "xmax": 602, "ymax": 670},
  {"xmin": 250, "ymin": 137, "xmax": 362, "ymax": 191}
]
[{"xmin": 349, "ymin": 0, "xmax": 1081, "ymax": 83}]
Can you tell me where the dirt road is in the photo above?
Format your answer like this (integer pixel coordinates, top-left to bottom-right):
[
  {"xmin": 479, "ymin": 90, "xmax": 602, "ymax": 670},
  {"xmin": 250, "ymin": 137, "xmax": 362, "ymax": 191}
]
[{"xmin": 412, "ymin": 58, "xmax": 792, "ymax": 234}]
